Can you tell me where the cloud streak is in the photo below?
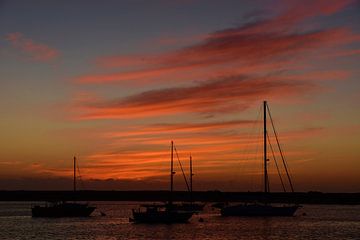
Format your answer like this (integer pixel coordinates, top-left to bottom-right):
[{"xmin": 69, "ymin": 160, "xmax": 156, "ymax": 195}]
[
  {"xmin": 75, "ymin": 0, "xmax": 357, "ymax": 85},
  {"xmin": 71, "ymin": 0, "xmax": 357, "ymax": 121},
  {"xmin": 74, "ymin": 75, "xmax": 314, "ymax": 120},
  {"xmin": 76, "ymin": 123, "xmax": 323, "ymax": 181},
  {"xmin": 76, "ymin": 28, "xmax": 356, "ymax": 84},
  {"xmin": 104, "ymin": 120, "xmax": 256, "ymax": 138},
  {"xmin": 5, "ymin": 32, "xmax": 60, "ymax": 62}
]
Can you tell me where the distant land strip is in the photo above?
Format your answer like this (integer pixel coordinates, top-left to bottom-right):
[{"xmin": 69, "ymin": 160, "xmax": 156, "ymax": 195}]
[{"xmin": 0, "ymin": 191, "xmax": 359, "ymax": 204}]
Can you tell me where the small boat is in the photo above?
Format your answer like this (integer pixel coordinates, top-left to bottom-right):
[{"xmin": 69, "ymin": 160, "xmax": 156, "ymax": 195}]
[
  {"xmin": 221, "ymin": 101, "xmax": 300, "ymax": 217},
  {"xmin": 31, "ymin": 157, "xmax": 96, "ymax": 218},
  {"xmin": 132, "ymin": 204, "xmax": 194, "ymax": 224},
  {"xmin": 32, "ymin": 201, "xmax": 96, "ymax": 218},
  {"xmin": 175, "ymin": 202, "xmax": 205, "ymax": 212},
  {"xmin": 131, "ymin": 141, "xmax": 194, "ymax": 223}
]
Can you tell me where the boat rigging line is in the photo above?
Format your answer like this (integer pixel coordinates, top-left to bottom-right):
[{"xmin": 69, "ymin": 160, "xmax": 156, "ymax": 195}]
[
  {"xmin": 266, "ymin": 104, "xmax": 294, "ymax": 192},
  {"xmin": 174, "ymin": 143, "xmax": 191, "ymax": 192},
  {"xmin": 267, "ymin": 132, "xmax": 286, "ymax": 192}
]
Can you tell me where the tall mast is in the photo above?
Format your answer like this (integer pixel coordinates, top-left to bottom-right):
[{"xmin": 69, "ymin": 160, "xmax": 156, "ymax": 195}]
[
  {"xmin": 263, "ymin": 101, "xmax": 268, "ymax": 194},
  {"xmin": 170, "ymin": 141, "xmax": 174, "ymax": 205},
  {"xmin": 73, "ymin": 156, "xmax": 76, "ymax": 193},
  {"xmin": 190, "ymin": 154, "xmax": 193, "ymax": 202}
]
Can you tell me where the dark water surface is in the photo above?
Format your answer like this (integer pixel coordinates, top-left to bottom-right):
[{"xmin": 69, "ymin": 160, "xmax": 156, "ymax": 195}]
[{"xmin": 0, "ymin": 202, "xmax": 359, "ymax": 240}]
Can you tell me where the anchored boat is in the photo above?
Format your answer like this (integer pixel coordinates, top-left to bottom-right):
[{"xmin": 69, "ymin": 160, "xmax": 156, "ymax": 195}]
[
  {"xmin": 221, "ymin": 101, "xmax": 300, "ymax": 217},
  {"xmin": 131, "ymin": 141, "xmax": 195, "ymax": 223},
  {"xmin": 31, "ymin": 157, "xmax": 96, "ymax": 218}
]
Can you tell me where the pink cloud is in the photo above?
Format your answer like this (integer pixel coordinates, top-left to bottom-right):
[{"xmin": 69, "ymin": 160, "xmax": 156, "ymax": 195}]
[
  {"xmin": 74, "ymin": 75, "xmax": 315, "ymax": 120},
  {"xmin": 95, "ymin": 54, "xmax": 159, "ymax": 69},
  {"xmin": 75, "ymin": 23, "xmax": 358, "ymax": 85},
  {"xmin": 5, "ymin": 32, "xmax": 60, "ymax": 62},
  {"xmin": 104, "ymin": 120, "xmax": 256, "ymax": 138},
  {"xmin": 70, "ymin": 0, "xmax": 359, "ymax": 121},
  {"xmin": 322, "ymin": 48, "xmax": 360, "ymax": 58}
]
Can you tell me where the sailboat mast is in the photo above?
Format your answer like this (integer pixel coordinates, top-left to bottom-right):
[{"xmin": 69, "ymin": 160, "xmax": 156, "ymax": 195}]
[
  {"xmin": 190, "ymin": 154, "xmax": 193, "ymax": 202},
  {"xmin": 73, "ymin": 156, "xmax": 76, "ymax": 193},
  {"xmin": 170, "ymin": 141, "xmax": 174, "ymax": 204},
  {"xmin": 263, "ymin": 101, "xmax": 268, "ymax": 194}
]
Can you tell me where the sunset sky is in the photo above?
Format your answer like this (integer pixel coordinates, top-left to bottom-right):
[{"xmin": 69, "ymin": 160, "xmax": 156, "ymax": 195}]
[{"xmin": 0, "ymin": 0, "xmax": 359, "ymax": 192}]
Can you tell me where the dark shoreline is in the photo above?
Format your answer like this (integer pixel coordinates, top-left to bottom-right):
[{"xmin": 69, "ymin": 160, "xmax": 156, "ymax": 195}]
[{"xmin": 0, "ymin": 191, "xmax": 359, "ymax": 204}]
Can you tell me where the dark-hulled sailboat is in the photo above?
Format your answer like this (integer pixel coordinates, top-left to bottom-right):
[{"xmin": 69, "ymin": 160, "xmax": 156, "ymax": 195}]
[
  {"xmin": 131, "ymin": 141, "xmax": 194, "ymax": 223},
  {"xmin": 221, "ymin": 101, "xmax": 300, "ymax": 217},
  {"xmin": 31, "ymin": 157, "xmax": 96, "ymax": 218}
]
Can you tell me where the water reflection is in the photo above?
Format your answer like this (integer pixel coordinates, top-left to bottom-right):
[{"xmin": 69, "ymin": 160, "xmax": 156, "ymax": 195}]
[
  {"xmin": 260, "ymin": 218, "xmax": 272, "ymax": 240},
  {"xmin": 0, "ymin": 202, "xmax": 359, "ymax": 240}
]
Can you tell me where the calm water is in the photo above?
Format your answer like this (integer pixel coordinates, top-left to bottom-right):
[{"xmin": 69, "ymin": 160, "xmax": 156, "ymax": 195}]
[{"xmin": 0, "ymin": 202, "xmax": 359, "ymax": 240}]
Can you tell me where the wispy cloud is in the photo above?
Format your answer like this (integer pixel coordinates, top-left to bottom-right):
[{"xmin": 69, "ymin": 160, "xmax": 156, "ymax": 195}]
[
  {"xmin": 70, "ymin": 0, "xmax": 359, "ymax": 122},
  {"xmin": 74, "ymin": 75, "xmax": 314, "ymax": 120},
  {"xmin": 75, "ymin": 121, "xmax": 324, "ymax": 181},
  {"xmin": 75, "ymin": 0, "xmax": 357, "ymax": 85},
  {"xmin": 5, "ymin": 32, "xmax": 60, "ymax": 62},
  {"xmin": 76, "ymin": 28, "xmax": 356, "ymax": 84},
  {"xmin": 104, "ymin": 120, "xmax": 256, "ymax": 138}
]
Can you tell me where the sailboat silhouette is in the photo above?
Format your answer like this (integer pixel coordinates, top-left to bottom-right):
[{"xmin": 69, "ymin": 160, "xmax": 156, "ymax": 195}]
[
  {"xmin": 221, "ymin": 101, "xmax": 300, "ymax": 217},
  {"xmin": 31, "ymin": 157, "xmax": 96, "ymax": 217},
  {"xmin": 131, "ymin": 141, "xmax": 194, "ymax": 223}
]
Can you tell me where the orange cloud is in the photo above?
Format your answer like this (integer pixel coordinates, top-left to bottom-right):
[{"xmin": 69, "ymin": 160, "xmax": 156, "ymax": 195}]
[
  {"xmin": 5, "ymin": 32, "xmax": 60, "ymax": 62},
  {"xmin": 76, "ymin": 28, "xmax": 357, "ymax": 85},
  {"xmin": 76, "ymin": 125, "xmax": 320, "ymax": 181},
  {"xmin": 74, "ymin": 75, "xmax": 314, "ymax": 120},
  {"xmin": 1, "ymin": 118, "xmax": 322, "ymax": 184},
  {"xmin": 104, "ymin": 120, "xmax": 256, "ymax": 138},
  {"xmin": 62, "ymin": 116, "xmax": 323, "ymax": 181},
  {"xmin": 70, "ymin": 0, "xmax": 358, "ymax": 122}
]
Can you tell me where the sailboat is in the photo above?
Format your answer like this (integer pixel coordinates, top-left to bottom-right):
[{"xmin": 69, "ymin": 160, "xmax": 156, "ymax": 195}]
[
  {"xmin": 131, "ymin": 141, "xmax": 194, "ymax": 223},
  {"xmin": 221, "ymin": 101, "xmax": 300, "ymax": 217},
  {"xmin": 175, "ymin": 155, "xmax": 205, "ymax": 212},
  {"xmin": 31, "ymin": 157, "xmax": 96, "ymax": 217}
]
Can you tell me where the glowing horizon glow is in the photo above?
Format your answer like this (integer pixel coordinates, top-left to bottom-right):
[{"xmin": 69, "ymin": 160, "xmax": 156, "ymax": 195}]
[{"xmin": 0, "ymin": 0, "xmax": 359, "ymax": 192}]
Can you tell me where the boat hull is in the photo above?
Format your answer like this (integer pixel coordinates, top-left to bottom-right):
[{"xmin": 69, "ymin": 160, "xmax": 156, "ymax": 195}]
[
  {"xmin": 174, "ymin": 203, "xmax": 205, "ymax": 212},
  {"xmin": 221, "ymin": 204, "xmax": 300, "ymax": 217},
  {"xmin": 132, "ymin": 210, "xmax": 193, "ymax": 223},
  {"xmin": 32, "ymin": 203, "xmax": 96, "ymax": 218}
]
